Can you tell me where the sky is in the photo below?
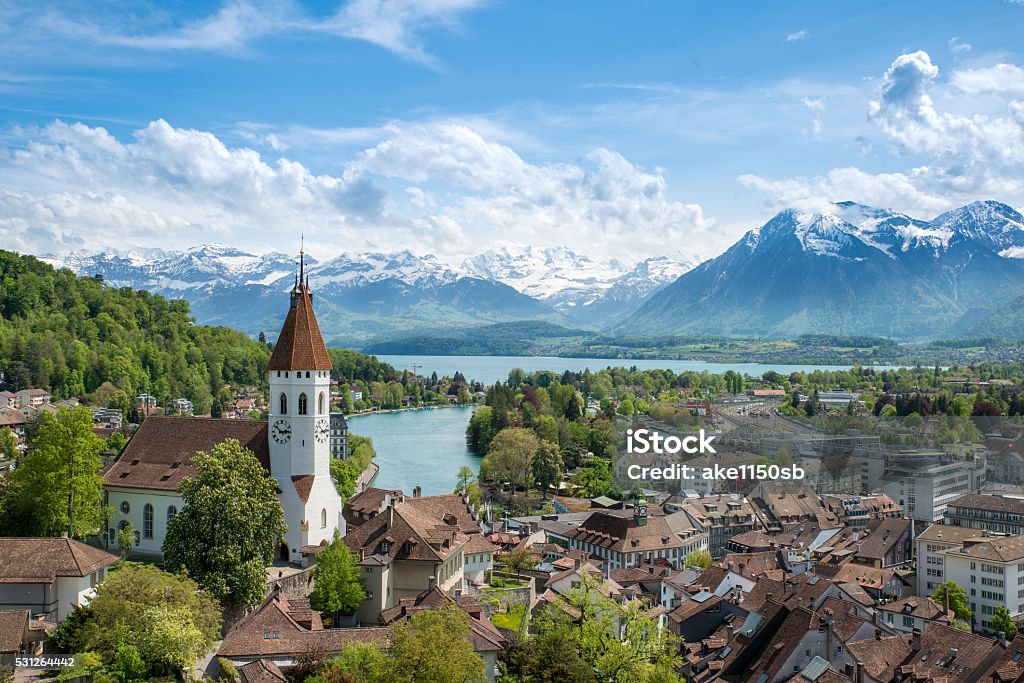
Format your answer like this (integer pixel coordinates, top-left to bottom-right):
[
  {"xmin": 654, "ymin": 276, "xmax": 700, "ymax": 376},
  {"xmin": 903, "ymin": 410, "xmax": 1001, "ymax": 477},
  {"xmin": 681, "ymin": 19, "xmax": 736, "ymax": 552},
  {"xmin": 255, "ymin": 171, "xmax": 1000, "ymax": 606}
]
[{"xmin": 1, "ymin": 0, "xmax": 1024, "ymax": 266}]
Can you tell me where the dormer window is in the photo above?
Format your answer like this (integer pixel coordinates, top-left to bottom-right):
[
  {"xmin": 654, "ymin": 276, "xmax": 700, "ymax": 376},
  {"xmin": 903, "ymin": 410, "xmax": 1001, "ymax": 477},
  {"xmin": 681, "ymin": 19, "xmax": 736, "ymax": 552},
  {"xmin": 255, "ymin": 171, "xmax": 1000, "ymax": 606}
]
[{"xmin": 380, "ymin": 541, "xmax": 391, "ymax": 554}]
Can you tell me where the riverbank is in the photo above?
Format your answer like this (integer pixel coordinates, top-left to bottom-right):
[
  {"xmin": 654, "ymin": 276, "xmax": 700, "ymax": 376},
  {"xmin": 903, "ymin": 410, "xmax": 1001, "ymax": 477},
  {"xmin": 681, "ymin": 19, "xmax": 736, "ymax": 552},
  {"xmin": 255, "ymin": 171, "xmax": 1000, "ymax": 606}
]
[
  {"xmin": 347, "ymin": 403, "xmax": 476, "ymax": 419},
  {"xmin": 353, "ymin": 461, "xmax": 379, "ymax": 496}
]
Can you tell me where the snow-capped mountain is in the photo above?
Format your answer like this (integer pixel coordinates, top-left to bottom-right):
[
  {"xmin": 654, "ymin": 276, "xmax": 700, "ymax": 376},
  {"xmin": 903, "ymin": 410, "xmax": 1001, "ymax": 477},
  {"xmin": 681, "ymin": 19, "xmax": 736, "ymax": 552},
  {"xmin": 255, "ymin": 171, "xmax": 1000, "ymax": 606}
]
[
  {"xmin": 616, "ymin": 200, "xmax": 1024, "ymax": 340},
  {"xmin": 462, "ymin": 246, "xmax": 698, "ymax": 324}
]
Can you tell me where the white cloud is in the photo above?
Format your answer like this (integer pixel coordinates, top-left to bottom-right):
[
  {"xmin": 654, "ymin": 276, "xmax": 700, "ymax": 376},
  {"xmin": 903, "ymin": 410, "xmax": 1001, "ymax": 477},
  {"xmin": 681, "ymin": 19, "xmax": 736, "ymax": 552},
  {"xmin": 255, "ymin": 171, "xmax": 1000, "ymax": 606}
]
[
  {"xmin": 950, "ymin": 63, "xmax": 1024, "ymax": 95},
  {"xmin": 4, "ymin": 0, "xmax": 489, "ymax": 66},
  {"xmin": 948, "ymin": 36, "xmax": 972, "ymax": 56},
  {"xmin": 742, "ymin": 51, "xmax": 1024, "ymax": 217},
  {"xmin": 352, "ymin": 122, "xmax": 717, "ymax": 258},
  {"xmin": 0, "ymin": 118, "xmax": 716, "ymax": 262},
  {"xmin": 785, "ymin": 30, "xmax": 809, "ymax": 42}
]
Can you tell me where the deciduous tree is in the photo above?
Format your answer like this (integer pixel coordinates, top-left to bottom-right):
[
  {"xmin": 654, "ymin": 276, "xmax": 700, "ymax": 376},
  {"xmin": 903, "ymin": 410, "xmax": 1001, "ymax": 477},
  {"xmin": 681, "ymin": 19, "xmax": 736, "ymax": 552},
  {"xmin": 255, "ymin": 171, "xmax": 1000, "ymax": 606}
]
[
  {"xmin": 163, "ymin": 439, "xmax": 287, "ymax": 608},
  {"xmin": 310, "ymin": 530, "xmax": 366, "ymax": 617}
]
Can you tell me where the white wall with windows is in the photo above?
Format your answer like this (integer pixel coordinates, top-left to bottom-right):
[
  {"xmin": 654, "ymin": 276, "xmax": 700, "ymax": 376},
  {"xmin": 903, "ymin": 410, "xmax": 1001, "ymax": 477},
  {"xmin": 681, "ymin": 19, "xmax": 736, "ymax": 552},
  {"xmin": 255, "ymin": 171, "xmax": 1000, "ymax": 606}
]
[{"xmin": 104, "ymin": 486, "xmax": 183, "ymax": 556}]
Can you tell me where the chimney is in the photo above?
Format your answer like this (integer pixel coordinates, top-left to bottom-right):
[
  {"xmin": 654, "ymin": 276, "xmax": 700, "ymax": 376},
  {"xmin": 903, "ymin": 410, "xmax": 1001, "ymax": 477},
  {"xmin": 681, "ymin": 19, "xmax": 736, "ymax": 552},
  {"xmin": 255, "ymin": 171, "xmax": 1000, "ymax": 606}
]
[
  {"xmin": 726, "ymin": 624, "xmax": 735, "ymax": 641},
  {"xmin": 948, "ymin": 647, "xmax": 957, "ymax": 664},
  {"xmin": 998, "ymin": 630, "xmax": 1009, "ymax": 647},
  {"xmin": 911, "ymin": 628, "xmax": 921, "ymax": 652},
  {"xmin": 413, "ymin": 485, "xmax": 422, "ymax": 498},
  {"xmin": 428, "ymin": 575, "xmax": 437, "ymax": 590},
  {"xmin": 874, "ymin": 627, "xmax": 882, "ymax": 641},
  {"xmin": 766, "ymin": 592, "xmax": 774, "ymax": 603}
]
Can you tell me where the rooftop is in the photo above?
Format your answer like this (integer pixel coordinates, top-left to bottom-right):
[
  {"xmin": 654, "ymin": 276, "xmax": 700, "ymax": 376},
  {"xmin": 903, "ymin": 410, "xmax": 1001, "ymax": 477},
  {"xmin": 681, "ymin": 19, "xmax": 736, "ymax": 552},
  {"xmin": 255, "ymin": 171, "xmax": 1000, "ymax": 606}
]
[{"xmin": 0, "ymin": 538, "xmax": 119, "ymax": 584}]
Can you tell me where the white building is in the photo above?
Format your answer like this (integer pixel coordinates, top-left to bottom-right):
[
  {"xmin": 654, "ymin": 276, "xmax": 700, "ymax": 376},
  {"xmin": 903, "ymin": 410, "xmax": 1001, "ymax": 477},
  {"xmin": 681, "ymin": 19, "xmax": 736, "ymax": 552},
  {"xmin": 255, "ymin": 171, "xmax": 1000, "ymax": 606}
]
[
  {"xmin": 881, "ymin": 456, "xmax": 982, "ymax": 523},
  {"xmin": 915, "ymin": 523, "xmax": 995, "ymax": 597},
  {"xmin": 941, "ymin": 534, "xmax": 1024, "ymax": 632},
  {"xmin": 103, "ymin": 254, "xmax": 345, "ymax": 565},
  {"xmin": 0, "ymin": 537, "xmax": 119, "ymax": 623}
]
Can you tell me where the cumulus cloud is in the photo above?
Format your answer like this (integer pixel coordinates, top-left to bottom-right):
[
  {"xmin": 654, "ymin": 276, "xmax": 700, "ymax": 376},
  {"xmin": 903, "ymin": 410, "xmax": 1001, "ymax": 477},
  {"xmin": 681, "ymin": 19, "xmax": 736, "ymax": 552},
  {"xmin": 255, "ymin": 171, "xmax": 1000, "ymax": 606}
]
[
  {"xmin": 785, "ymin": 30, "xmax": 809, "ymax": 42},
  {"xmin": 353, "ymin": 122, "xmax": 716, "ymax": 258},
  {"xmin": 950, "ymin": 63, "xmax": 1024, "ymax": 95},
  {"xmin": 0, "ymin": 119, "xmax": 391, "ymax": 254},
  {"xmin": 742, "ymin": 50, "xmax": 1024, "ymax": 216},
  {"xmin": 0, "ymin": 118, "xmax": 714, "ymax": 262}
]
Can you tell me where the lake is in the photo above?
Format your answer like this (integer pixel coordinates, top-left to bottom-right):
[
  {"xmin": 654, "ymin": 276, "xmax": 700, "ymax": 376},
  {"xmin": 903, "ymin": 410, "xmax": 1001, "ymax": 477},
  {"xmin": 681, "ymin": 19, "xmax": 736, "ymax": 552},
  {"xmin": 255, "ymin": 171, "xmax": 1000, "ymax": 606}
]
[
  {"xmin": 348, "ymin": 406, "xmax": 481, "ymax": 497},
  {"xmin": 376, "ymin": 354, "xmax": 886, "ymax": 386}
]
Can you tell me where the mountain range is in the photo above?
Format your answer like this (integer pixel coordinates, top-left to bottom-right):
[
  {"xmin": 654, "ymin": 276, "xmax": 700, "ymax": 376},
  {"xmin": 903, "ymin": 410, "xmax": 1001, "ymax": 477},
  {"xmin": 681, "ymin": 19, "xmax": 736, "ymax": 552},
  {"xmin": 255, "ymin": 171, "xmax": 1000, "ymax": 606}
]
[
  {"xmin": 617, "ymin": 200, "xmax": 1024, "ymax": 340},
  {"xmin": 44, "ymin": 200, "xmax": 1024, "ymax": 346},
  {"xmin": 48, "ymin": 245, "xmax": 695, "ymax": 346}
]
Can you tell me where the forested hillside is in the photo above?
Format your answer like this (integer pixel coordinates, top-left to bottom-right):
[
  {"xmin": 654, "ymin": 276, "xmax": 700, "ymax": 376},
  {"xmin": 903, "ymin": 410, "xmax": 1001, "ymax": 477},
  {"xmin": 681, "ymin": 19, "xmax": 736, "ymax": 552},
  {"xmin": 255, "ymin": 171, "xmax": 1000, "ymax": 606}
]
[{"xmin": 0, "ymin": 251, "xmax": 270, "ymax": 413}]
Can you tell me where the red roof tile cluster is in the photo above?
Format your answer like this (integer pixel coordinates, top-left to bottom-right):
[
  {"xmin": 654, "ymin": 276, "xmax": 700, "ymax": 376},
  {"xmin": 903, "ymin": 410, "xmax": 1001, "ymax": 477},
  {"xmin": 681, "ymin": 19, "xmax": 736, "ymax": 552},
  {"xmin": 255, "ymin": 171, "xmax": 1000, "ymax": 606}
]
[
  {"xmin": 104, "ymin": 416, "xmax": 270, "ymax": 491},
  {"xmin": 0, "ymin": 538, "xmax": 119, "ymax": 584},
  {"xmin": 267, "ymin": 282, "xmax": 332, "ymax": 371}
]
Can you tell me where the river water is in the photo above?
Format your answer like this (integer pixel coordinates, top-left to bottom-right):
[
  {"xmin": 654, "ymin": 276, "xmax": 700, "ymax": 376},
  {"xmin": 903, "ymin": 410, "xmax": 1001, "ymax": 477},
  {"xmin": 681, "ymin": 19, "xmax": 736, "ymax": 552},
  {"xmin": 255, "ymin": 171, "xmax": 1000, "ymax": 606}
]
[
  {"xmin": 347, "ymin": 406, "xmax": 481, "ymax": 497},
  {"xmin": 352, "ymin": 355, "xmax": 890, "ymax": 497},
  {"xmin": 376, "ymin": 354, "xmax": 884, "ymax": 385}
]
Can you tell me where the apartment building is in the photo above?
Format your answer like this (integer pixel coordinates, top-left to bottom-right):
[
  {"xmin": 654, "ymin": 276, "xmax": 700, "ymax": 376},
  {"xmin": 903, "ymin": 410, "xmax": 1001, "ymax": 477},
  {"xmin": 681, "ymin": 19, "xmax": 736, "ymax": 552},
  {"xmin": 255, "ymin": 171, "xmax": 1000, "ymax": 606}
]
[
  {"xmin": 914, "ymin": 523, "xmax": 995, "ymax": 597},
  {"xmin": 942, "ymin": 534, "xmax": 1024, "ymax": 632},
  {"xmin": 944, "ymin": 493, "xmax": 1024, "ymax": 535}
]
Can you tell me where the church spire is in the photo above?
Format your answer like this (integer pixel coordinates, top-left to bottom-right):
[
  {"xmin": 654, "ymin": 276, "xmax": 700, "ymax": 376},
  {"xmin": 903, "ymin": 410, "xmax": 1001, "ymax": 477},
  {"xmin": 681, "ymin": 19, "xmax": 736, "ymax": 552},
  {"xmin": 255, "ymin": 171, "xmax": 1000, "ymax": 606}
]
[{"xmin": 270, "ymin": 245, "xmax": 332, "ymax": 372}]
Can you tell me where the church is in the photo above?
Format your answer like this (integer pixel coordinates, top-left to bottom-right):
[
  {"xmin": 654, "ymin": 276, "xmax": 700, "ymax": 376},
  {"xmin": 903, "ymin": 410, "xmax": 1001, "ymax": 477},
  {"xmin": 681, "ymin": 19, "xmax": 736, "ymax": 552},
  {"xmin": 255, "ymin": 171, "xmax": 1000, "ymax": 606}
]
[{"xmin": 103, "ymin": 254, "xmax": 345, "ymax": 565}]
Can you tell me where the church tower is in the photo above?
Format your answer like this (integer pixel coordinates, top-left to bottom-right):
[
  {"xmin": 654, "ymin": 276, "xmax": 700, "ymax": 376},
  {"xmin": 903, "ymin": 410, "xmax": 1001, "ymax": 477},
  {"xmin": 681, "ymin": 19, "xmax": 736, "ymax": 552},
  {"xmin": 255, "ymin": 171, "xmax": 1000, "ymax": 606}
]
[{"xmin": 267, "ymin": 250, "xmax": 344, "ymax": 564}]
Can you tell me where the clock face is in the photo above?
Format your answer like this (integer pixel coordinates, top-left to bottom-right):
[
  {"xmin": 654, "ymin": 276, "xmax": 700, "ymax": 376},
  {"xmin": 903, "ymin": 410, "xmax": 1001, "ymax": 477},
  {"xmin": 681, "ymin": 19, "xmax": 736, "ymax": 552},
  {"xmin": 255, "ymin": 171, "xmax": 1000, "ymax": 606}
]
[
  {"xmin": 315, "ymin": 418, "xmax": 330, "ymax": 444},
  {"xmin": 271, "ymin": 419, "xmax": 292, "ymax": 444}
]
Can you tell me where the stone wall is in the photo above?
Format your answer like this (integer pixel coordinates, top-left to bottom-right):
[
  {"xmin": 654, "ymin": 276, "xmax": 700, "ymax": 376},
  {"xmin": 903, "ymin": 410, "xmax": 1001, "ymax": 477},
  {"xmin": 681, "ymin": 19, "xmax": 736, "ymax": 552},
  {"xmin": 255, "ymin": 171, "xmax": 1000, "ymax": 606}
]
[{"xmin": 465, "ymin": 573, "xmax": 535, "ymax": 619}]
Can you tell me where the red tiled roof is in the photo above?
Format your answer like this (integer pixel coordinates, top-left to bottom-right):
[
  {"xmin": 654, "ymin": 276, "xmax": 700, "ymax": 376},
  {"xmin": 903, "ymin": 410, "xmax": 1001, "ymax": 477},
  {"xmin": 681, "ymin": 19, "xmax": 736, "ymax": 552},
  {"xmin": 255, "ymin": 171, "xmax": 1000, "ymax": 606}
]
[
  {"xmin": 0, "ymin": 609, "xmax": 29, "ymax": 653},
  {"xmin": 267, "ymin": 283, "xmax": 332, "ymax": 371},
  {"xmin": 0, "ymin": 538, "xmax": 119, "ymax": 584},
  {"xmin": 291, "ymin": 475, "xmax": 314, "ymax": 503},
  {"xmin": 104, "ymin": 416, "xmax": 270, "ymax": 491}
]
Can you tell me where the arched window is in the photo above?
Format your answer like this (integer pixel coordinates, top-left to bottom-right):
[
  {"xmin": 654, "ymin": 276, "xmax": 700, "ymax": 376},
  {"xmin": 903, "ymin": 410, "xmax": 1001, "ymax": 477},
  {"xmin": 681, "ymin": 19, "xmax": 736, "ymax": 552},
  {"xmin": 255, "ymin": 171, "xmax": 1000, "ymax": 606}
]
[
  {"xmin": 298, "ymin": 393, "xmax": 308, "ymax": 415},
  {"xmin": 318, "ymin": 392, "xmax": 325, "ymax": 415},
  {"xmin": 306, "ymin": 371, "xmax": 311, "ymax": 378},
  {"xmin": 167, "ymin": 505, "xmax": 178, "ymax": 523},
  {"xmin": 321, "ymin": 508, "xmax": 327, "ymax": 528},
  {"xmin": 143, "ymin": 504, "xmax": 153, "ymax": 539},
  {"xmin": 280, "ymin": 393, "xmax": 288, "ymax": 415}
]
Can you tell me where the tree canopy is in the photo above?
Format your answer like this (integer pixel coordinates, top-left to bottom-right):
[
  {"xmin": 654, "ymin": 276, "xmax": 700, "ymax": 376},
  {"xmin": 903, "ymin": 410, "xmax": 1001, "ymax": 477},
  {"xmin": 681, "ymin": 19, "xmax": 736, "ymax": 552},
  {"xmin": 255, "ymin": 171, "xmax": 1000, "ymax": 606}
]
[
  {"xmin": 310, "ymin": 530, "xmax": 366, "ymax": 616},
  {"xmin": 163, "ymin": 439, "xmax": 287, "ymax": 608}
]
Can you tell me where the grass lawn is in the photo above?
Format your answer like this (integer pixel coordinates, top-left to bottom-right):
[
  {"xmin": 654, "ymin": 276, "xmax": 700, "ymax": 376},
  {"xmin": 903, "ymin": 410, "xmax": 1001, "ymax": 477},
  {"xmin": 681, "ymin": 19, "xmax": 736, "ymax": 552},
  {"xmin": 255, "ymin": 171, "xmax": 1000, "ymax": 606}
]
[
  {"xmin": 491, "ymin": 604, "xmax": 526, "ymax": 631},
  {"xmin": 483, "ymin": 577, "xmax": 528, "ymax": 590}
]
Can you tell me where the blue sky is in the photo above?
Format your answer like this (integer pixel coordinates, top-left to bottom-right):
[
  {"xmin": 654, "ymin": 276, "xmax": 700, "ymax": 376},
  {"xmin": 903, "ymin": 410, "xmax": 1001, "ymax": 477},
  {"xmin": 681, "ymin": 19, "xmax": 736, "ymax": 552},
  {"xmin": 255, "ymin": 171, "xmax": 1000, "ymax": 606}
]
[{"xmin": 2, "ymin": 0, "xmax": 1024, "ymax": 264}]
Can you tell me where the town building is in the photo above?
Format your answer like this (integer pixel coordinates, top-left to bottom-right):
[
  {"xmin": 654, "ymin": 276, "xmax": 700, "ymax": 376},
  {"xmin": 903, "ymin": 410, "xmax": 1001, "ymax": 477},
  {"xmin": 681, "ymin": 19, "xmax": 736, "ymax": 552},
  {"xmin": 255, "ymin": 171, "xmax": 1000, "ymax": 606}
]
[
  {"xmin": 880, "ymin": 454, "xmax": 983, "ymax": 523},
  {"xmin": 820, "ymin": 493, "xmax": 902, "ymax": 528},
  {"xmin": 102, "ymin": 252, "xmax": 345, "ymax": 564},
  {"xmin": 329, "ymin": 412, "xmax": 349, "ymax": 460},
  {"xmin": 944, "ymin": 492, "xmax": 1024, "ymax": 535},
  {"xmin": 343, "ymin": 491, "xmax": 482, "ymax": 625},
  {"xmin": 942, "ymin": 534, "xmax": 1024, "ymax": 632},
  {"xmin": 0, "ymin": 537, "xmax": 120, "ymax": 623},
  {"xmin": 563, "ymin": 508, "xmax": 708, "ymax": 570},
  {"xmin": 876, "ymin": 596, "xmax": 953, "ymax": 634},
  {"xmin": 668, "ymin": 494, "xmax": 762, "ymax": 557},
  {"xmin": 15, "ymin": 389, "xmax": 51, "ymax": 408},
  {"xmin": 914, "ymin": 523, "xmax": 995, "ymax": 597}
]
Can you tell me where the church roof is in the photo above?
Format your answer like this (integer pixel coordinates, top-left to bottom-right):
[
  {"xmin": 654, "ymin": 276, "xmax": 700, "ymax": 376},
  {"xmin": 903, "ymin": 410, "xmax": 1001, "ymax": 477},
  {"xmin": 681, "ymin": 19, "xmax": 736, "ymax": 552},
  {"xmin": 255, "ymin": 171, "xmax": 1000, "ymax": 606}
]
[
  {"xmin": 104, "ymin": 416, "xmax": 270, "ymax": 491},
  {"xmin": 267, "ymin": 279, "xmax": 332, "ymax": 372}
]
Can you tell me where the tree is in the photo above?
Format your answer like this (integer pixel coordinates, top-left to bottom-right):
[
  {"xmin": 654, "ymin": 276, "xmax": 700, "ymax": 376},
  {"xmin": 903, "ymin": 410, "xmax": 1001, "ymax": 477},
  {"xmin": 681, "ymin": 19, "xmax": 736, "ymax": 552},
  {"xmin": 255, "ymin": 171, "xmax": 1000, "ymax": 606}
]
[
  {"xmin": 75, "ymin": 564, "xmax": 220, "ymax": 672},
  {"xmin": 993, "ymin": 605, "xmax": 1017, "ymax": 638},
  {"xmin": 117, "ymin": 521, "xmax": 136, "ymax": 558},
  {"xmin": 381, "ymin": 605, "xmax": 486, "ymax": 683},
  {"xmin": 310, "ymin": 530, "xmax": 366, "ymax": 618},
  {"xmin": 0, "ymin": 427, "xmax": 17, "ymax": 460},
  {"xmin": 684, "ymin": 549, "xmax": 714, "ymax": 568},
  {"xmin": 932, "ymin": 581, "xmax": 971, "ymax": 622},
  {"xmin": 773, "ymin": 447, "xmax": 793, "ymax": 466},
  {"xmin": 325, "ymin": 642, "xmax": 388, "ymax": 683},
  {"xmin": 531, "ymin": 441, "xmax": 563, "ymax": 499},
  {"xmin": 0, "ymin": 408, "xmax": 107, "ymax": 538},
  {"xmin": 456, "ymin": 465, "xmax": 476, "ymax": 492},
  {"xmin": 484, "ymin": 428, "xmax": 539, "ymax": 494},
  {"xmin": 163, "ymin": 439, "xmax": 287, "ymax": 608},
  {"xmin": 499, "ymin": 545, "xmax": 538, "ymax": 579}
]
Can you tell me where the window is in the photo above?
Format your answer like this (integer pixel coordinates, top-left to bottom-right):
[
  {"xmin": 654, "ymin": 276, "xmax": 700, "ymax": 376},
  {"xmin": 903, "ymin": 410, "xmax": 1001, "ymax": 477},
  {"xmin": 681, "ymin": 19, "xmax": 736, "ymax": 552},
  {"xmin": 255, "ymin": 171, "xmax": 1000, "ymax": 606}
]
[
  {"xmin": 143, "ymin": 504, "xmax": 153, "ymax": 539},
  {"xmin": 168, "ymin": 505, "xmax": 177, "ymax": 523},
  {"xmin": 280, "ymin": 393, "xmax": 288, "ymax": 415},
  {"xmin": 306, "ymin": 371, "xmax": 311, "ymax": 378},
  {"xmin": 318, "ymin": 392, "xmax": 325, "ymax": 415},
  {"xmin": 298, "ymin": 393, "xmax": 308, "ymax": 415},
  {"xmin": 321, "ymin": 508, "xmax": 327, "ymax": 528},
  {"xmin": 120, "ymin": 501, "xmax": 130, "ymax": 514}
]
